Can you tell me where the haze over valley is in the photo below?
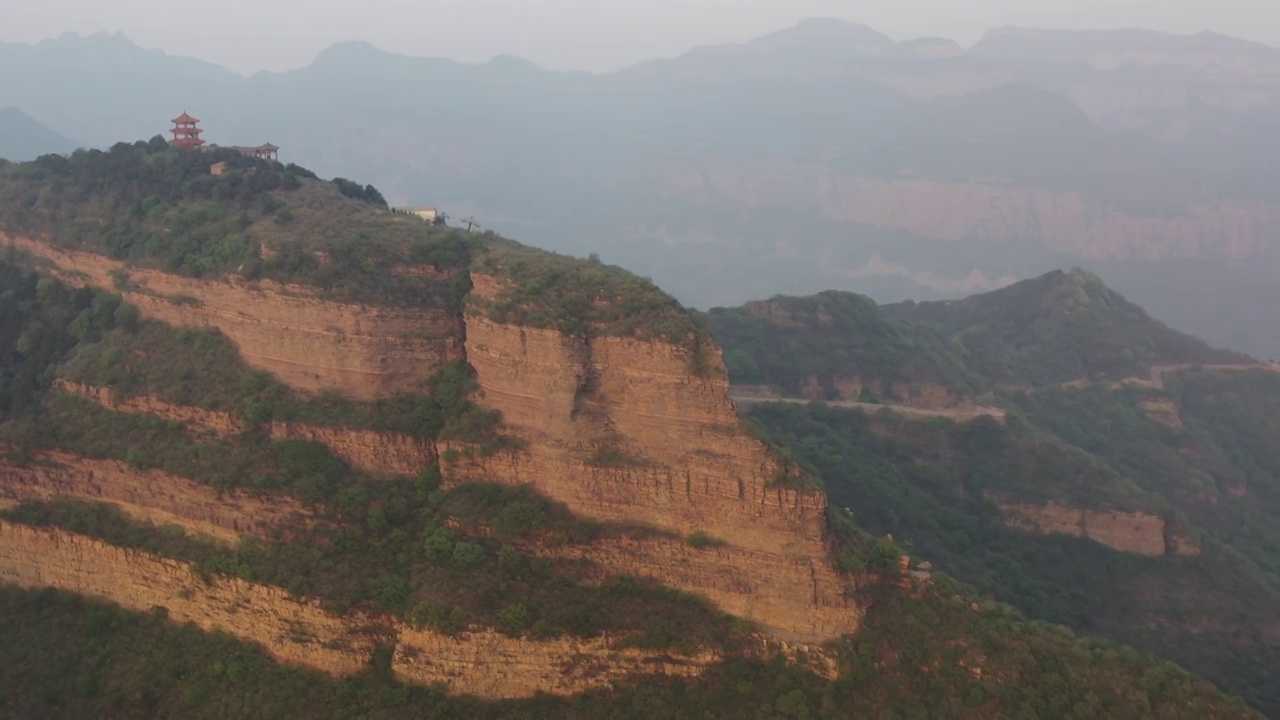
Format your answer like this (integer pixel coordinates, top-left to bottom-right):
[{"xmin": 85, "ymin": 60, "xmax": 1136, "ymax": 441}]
[
  {"xmin": 6, "ymin": 17, "xmax": 1280, "ymax": 359},
  {"xmin": 2, "ymin": 8, "xmax": 1280, "ymax": 719}
]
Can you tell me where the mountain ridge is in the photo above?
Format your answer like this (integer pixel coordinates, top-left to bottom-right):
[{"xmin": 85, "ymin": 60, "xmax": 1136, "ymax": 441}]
[{"xmin": 0, "ymin": 141, "xmax": 1265, "ymax": 716}]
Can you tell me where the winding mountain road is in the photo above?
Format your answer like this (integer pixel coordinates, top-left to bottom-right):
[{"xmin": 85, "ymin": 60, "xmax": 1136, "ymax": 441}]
[{"xmin": 730, "ymin": 393, "xmax": 1007, "ymax": 423}]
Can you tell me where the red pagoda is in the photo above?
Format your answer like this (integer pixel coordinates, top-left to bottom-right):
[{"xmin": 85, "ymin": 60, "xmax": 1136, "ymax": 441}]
[{"xmin": 169, "ymin": 112, "xmax": 206, "ymax": 149}]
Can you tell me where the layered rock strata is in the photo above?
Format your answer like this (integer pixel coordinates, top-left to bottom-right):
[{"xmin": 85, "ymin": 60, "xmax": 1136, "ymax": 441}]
[
  {"xmin": 55, "ymin": 382, "xmax": 435, "ymax": 477},
  {"xmin": 0, "ymin": 522, "xmax": 717, "ymax": 698},
  {"xmin": 4, "ymin": 236, "xmax": 464, "ymax": 399},
  {"xmin": 5, "ymin": 240, "xmax": 859, "ymax": 644},
  {"xmin": 999, "ymin": 502, "xmax": 1200, "ymax": 557},
  {"xmin": 534, "ymin": 534, "xmax": 858, "ymax": 642},
  {"xmin": 0, "ymin": 450, "xmax": 310, "ymax": 542},
  {"xmin": 446, "ymin": 277, "xmax": 857, "ymax": 641}
]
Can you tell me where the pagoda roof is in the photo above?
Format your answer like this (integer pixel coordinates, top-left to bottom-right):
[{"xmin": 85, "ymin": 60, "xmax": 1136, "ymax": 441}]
[{"xmin": 172, "ymin": 112, "xmax": 200, "ymax": 123}]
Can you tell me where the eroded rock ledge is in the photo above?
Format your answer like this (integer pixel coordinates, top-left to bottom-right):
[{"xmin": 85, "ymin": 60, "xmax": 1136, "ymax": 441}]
[
  {"xmin": 0, "ymin": 449, "xmax": 312, "ymax": 543},
  {"xmin": 0, "ymin": 521, "xmax": 718, "ymax": 698},
  {"xmin": 999, "ymin": 502, "xmax": 1201, "ymax": 557},
  {"xmin": 55, "ymin": 381, "xmax": 435, "ymax": 477},
  {"xmin": 3, "ymin": 235, "xmax": 463, "ymax": 400},
  {"xmin": 5, "ymin": 237, "xmax": 860, "ymax": 645}
]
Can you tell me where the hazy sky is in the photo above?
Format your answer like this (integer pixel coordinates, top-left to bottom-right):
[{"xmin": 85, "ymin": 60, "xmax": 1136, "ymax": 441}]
[{"xmin": 6, "ymin": 0, "xmax": 1280, "ymax": 75}]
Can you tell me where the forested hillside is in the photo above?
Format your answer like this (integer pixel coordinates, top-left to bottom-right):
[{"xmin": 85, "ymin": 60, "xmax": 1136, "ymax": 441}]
[
  {"xmin": 0, "ymin": 144, "xmax": 1260, "ymax": 718},
  {"xmin": 717, "ymin": 276, "xmax": 1280, "ymax": 714}
]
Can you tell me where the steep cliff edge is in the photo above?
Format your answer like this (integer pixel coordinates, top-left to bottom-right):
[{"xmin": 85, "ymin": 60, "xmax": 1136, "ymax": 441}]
[
  {"xmin": 0, "ymin": 521, "xmax": 716, "ymax": 697},
  {"xmin": 55, "ymin": 381, "xmax": 437, "ymax": 477},
  {"xmin": 1, "ymin": 235, "xmax": 463, "ymax": 400},
  {"xmin": 0, "ymin": 449, "xmax": 311, "ymax": 543},
  {"xmin": 1, "ymin": 234, "xmax": 859, "ymax": 642},
  {"xmin": 448, "ymin": 274, "xmax": 857, "ymax": 641}
]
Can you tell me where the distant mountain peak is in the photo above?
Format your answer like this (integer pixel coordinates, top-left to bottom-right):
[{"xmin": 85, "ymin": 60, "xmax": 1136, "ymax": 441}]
[
  {"xmin": 311, "ymin": 40, "xmax": 386, "ymax": 63},
  {"xmin": 0, "ymin": 107, "xmax": 80, "ymax": 162},
  {"xmin": 753, "ymin": 17, "xmax": 897, "ymax": 50}
]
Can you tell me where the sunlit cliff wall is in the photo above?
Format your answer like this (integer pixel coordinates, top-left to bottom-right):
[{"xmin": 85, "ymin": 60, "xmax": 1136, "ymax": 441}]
[
  {"xmin": 2, "ymin": 236, "xmax": 463, "ymax": 399},
  {"xmin": 56, "ymin": 381, "xmax": 436, "ymax": 477},
  {"xmin": 445, "ymin": 275, "xmax": 857, "ymax": 641},
  {"xmin": 2, "ymin": 237, "xmax": 859, "ymax": 643},
  {"xmin": 0, "ymin": 449, "xmax": 311, "ymax": 543},
  {"xmin": 0, "ymin": 522, "xmax": 717, "ymax": 698}
]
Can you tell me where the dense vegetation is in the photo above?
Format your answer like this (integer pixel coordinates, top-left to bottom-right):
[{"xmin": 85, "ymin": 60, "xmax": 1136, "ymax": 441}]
[
  {"xmin": 472, "ymin": 239, "xmax": 717, "ymax": 364},
  {"xmin": 883, "ymin": 268, "xmax": 1248, "ymax": 387},
  {"xmin": 0, "ymin": 153, "xmax": 1269, "ymax": 716},
  {"xmin": 706, "ymin": 291, "xmax": 981, "ymax": 400},
  {"xmin": 0, "ymin": 255, "xmax": 132, "ymax": 424},
  {"xmin": 708, "ymin": 270, "xmax": 1280, "ymax": 714},
  {"xmin": 0, "ymin": 257, "xmax": 742, "ymax": 651},
  {"xmin": 746, "ymin": 392, "xmax": 1280, "ymax": 714},
  {"xmin": 0, "ymin": 138, "xmax": 471, "ymax": 307},
  {"xmin": 0, "ymin": 141, "xmax": 723, "ymax": 349},
  {"xmin": 0, "ymin": 482, "xmax": 735, "ymax": 651},
  {"xmin": 58, "ymin": 320, "xmax": 507, "ymax": 446},
  {"xmin": 0, "ymin": 582, "xmax": 1254, "ymax": 719}
]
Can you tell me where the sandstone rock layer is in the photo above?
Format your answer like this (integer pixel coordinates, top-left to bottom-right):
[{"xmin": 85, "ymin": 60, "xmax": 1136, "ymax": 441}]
[
  {"xmin": 447, "ymin": 284, "xmax": 857, "ymax": 641},
  {"xmin": 0, "ymin": 522, "xmax": 716, "ymax": 698},
  {"xmin": 55, "ymin": 381, "xmax": 435, "ymax": 477},
  {"xmin": 4, "ymin": 236, "xmax": 463, "ymax": 399},
  {"xmin": 0, "ymin": 450, "xmax": 311, "ymax": 542},
  {"xmin": 4, "ymin": 240, "xmax": 860, "ymax": 645},
  {"xmin": 999, "ymin": 502, "xmax": 1202, "ymax": 557}
]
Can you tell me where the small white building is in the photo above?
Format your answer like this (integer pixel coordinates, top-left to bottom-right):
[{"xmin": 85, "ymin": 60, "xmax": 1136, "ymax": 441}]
[{"xmin": 404, "ymin": 206, "xmax": 438, "ymax": 222}]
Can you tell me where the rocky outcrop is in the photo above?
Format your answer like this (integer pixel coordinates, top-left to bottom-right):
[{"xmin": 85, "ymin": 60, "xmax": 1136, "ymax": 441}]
[
  {"xmin": 0, "ymin": 521, "xmax": 718, "ymax": 698},
  {"xmin": 447, "ymin": 279, "xmax": 857, "ymax": 642},
  {"xmin": 534, "ymin": 533, "xmax": 859, "ymax": 642},
  {"xmin": 1136, "ymin": 396, "xmax": 1184, "ymax": 429},
  {"xmin": 267, "ymin": 422, "xmax": 436, "ymax": 477},
  {"xmin": 4, "ymin": 236, "xmax": 464, "ymax": 400},
  {"xmin": 0, "ymin": 450, "xmax": 311, "ymax": 542},
  {"xmin": 1000, "ymin": 502, "xmax": 1180, "ymax": 556},
  {"xmin": 54, "ymin": 381, "xmax": 434, "ymax": 477},
  {"xmin": 393, "ymin": 627, "xmax": 716, "ymax": 697},
  {"xmin": 6, "ymin": 242, "xmax": 860, "ymax": 644},
  {"xmin": 0, "ymin": 520, "xmax": 379, "ymax": 675},
  {"xmin": 54, "ymin": 381, "xmax": 241, "ymax": 437}
]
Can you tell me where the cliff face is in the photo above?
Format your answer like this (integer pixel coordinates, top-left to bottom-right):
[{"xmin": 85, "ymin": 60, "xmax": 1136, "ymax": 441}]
[
  {"xmin": 3, "ymin": 236, "xmax": 464, "ymax": 400},
  {"xmin": 535, "ymin": 533, "xmax": 857, "ymax": 641},
  {"xmin": 447, "ymin": 279, "xmax": 856, "ymax": 641},
  {"xmin": 55, "ymin": 381, "xmax": 435, "ymax": 477},
  {"xmin": 658, "ymin": 166, "xmax": 1277, "ymax": 261},
  {"xmin": 4, "ymin": 238, "xmax": 858, "ymax": 644},
  {"xmin": 0, "ymin": 450, "xmax": 311, "ymax": 542},
  {"xmin": 998, "ymin": 502, "xmax": 1201, "ymax": 557},
  {"xmin": 393, "ymin": 626, "xmax": 716, "ymax": 697},
  {"xmin": 0, "ymin": 520, "xmax": 378, "ymax": 675},
  {"xmin": 0, "ymin": 522, "xmax": 715, "ymax": 697}
]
